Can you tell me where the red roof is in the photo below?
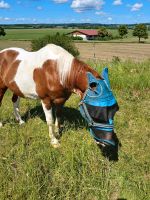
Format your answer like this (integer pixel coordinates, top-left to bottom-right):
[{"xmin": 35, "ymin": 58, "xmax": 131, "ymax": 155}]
[{"xmin": 68, "ymin": 30, "xmax": 98, "ymax": 36}]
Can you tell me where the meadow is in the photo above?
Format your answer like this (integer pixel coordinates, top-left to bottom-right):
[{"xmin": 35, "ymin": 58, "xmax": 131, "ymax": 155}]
[
  {"xmin": 0, "ymin": 28, "xmax": 150, "ymax": 43},
  {"xmin": 0, "ymin": 58, "xmax": 149, "ymax": 200},
  {"xmin": 0, "ymin": 28, "xmax": 72, "ymax": 41},
  {"xmin": 0, "ymin": 28, "xmax": 150, "ymax": 199}
]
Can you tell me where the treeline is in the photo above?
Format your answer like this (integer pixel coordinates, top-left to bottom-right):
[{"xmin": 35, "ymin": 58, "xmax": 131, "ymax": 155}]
[{"xmin": 1, "ymin": 23, "xmax": 150, "ymax": 30}]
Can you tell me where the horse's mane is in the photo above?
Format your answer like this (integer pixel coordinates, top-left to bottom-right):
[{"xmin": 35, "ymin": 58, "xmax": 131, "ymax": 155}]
[{"xmin": 66, "ymin": 58, "xmax": 101, "ymax": 92}]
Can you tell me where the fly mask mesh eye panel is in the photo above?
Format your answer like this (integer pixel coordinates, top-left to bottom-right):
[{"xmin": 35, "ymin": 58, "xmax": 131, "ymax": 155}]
[{"xmin": 79, "ymin": 68, "xmax": 119, "ymax": 146}]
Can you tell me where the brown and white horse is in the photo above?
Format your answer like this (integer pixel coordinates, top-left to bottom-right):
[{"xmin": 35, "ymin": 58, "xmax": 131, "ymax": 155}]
[{"xmin": 0, "ymin": 44, "xmax": 105, "ymax": 148}]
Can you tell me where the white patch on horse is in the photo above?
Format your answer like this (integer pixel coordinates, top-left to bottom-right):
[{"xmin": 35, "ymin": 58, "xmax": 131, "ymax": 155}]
[
  {"xmin": 6, "ymin": 46, "xmax": 56, "ymax": 99},
  {"xmin": 44, "ymin": 44, "xmax": 74, "ymax": 86},
  {"xmin": 3, "ymin": 45, "xmax": 73, "ymax": 97}
]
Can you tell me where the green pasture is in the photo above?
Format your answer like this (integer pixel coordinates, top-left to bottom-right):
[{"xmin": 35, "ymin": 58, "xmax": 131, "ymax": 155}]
[
  {"xmin": 0, "ymin": 28, "xmax": 72, "ymax": 41},
  {"xmin": 0, "ymin": 59, "xmax": 150, "ymax": 200},
  {"xmin": 1, "ymin": 28, "xmax": 150, "ymax": 43}
]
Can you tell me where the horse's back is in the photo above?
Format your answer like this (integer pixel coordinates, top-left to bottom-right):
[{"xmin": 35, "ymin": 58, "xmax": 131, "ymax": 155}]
[{"xmin": 0, "ymin": 44, "xmax": 74, "ymax": 99}]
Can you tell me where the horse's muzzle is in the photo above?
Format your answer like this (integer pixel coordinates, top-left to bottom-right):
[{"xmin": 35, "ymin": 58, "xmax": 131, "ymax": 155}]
[
  {"xmin": 95, "ymin": 134, "xmax": 114, "ymax": 147},
  {"xmin": 90, "ymin": 126, "xmax": 115, "ymax": 147}
]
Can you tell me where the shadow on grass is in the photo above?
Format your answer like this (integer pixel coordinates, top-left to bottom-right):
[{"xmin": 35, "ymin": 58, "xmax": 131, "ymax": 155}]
[
  {"xmin": 22, "ymin": 105, "xmax": 86, "ymax": 129},
  {"xmin": 22, "ymin": 105, "xmax": 121, "ymax": 161},
  {"xmin": 97, "ymin": 131, "xmax": 122, "ymax": 162}
]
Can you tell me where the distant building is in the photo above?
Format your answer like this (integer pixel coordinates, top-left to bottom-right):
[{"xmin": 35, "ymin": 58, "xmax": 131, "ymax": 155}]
[{"xmin": 67, "ymin": 30, "xmax": 98, "ymax": 40}]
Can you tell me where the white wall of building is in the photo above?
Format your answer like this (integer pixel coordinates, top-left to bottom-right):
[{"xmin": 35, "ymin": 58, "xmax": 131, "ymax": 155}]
[{"xmin": 73, "ymin": 33, "xmax": 87, "ymax": 40}]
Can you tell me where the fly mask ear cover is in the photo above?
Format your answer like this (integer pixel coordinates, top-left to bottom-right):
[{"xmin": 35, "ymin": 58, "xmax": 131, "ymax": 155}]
[{"xmin": 79, "ymin": 67, "xmax": 119, "ymax": 146}]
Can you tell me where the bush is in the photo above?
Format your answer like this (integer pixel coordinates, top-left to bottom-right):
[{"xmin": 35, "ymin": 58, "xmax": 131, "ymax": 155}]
[
  {"xmin": 118, "ymin": 25, "xmax": 128, "ymax": 38},
  {"xmin": 112, "ymin": 56, "xmax": 121, "ymax": 64},
  {"xmin": 95, "ymin": 34, "xmax": 113, "ymax": 41},
  {"xmin": 0, "ymin": 27, "xmax": 6, "ymax": 37},
  {"xmin": 71, "ymin": 36, "xmax": 83, "ymax": 41},
  {"xmin": 31, "ymin": 33, "xmax": 79, "ymax": 57}
]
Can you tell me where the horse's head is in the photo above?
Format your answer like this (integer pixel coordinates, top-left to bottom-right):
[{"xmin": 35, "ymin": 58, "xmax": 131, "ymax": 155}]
[{"xmin": 79, "ymin": 67, "xmax": 119, "ymax": 147}]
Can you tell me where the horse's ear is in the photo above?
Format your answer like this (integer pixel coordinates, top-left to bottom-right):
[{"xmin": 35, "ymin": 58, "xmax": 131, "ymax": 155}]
[
  {"xmin": 87, "ymin": 72, "xmax": 97, "ymax": 86},
  {"xmin": 101, "ymin": 67, "xmax": 111, "ymax": 89}
]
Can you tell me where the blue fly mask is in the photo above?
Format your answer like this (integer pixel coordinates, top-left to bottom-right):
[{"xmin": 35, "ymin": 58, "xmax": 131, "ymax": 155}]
[{"xmin": 79, "ymin": 68, "xmax": 119, "ymax": 146}]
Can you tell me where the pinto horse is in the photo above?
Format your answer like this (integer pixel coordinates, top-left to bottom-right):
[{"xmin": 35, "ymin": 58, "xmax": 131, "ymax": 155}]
[{"xmin": 0, "ymin": 44, "xmax": 116, "ymax": 148}]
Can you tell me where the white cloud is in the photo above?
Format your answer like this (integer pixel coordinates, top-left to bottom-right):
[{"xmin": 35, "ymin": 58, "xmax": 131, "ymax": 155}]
[
  {"xmin": 131, "ymin": 3, "xmax": 143, "ymax": 11},
  {"xmin": 108, "ymin": 17, "xmax": 112, "ymax": 21},
  {"xmin": 0, "ymin": 17, "xmax": 11, "ymax": 21},
  {"xmin": 71, "ymin": 0, "xmax": 105, "ymax": 12},
  {"xmin": 113, "ymin": 0, "xmax": 122, "ymax": 6},
  {"xmin": 95, "ymin": 11, "xmax": 106, "ymax": 16},
  {"xmin": 53, "ymin": 0, "xmax": 68, "ymax": 3},
  {"xmin": 0, "ymin": 1, "xmax": 10, "ymax": 9},
  {"xmin": 15, "ymin": 17, "xmax": 38, "ymax": 22},
  {"xmin": 15, "ymin": 17, "xmax": 27, "ymax": 22},
  {"xmin": 81, "ymin": 18, "xmax": 91, "ymax": 22},
  {"xmin": 37, "ymin": 6, "xmax": 43, "ymax": 10}
]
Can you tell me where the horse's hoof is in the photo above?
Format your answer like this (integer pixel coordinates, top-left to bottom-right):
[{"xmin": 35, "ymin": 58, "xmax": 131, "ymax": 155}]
[
  {"xmin": 51, "ymin": 142, "xmax": 60, "ymax": 148},
  {"xmin": 19, "ymin": 120, "xmax": 25, "ymax": 125},
  {"xmin": 0, "ymin": 122, "xmax": 3, "ymax": 127}
]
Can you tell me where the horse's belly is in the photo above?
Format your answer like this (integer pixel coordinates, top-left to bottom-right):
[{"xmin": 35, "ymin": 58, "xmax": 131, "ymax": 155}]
[{"xmin": 14, "ymin": 64, "xmax": 39, "ymax": 99}]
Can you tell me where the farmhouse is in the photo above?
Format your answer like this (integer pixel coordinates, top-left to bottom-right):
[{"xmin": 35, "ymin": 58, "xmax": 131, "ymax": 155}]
[{"xmin": 67, "ymin": 30, "xmax": 98, "ymax": 40}]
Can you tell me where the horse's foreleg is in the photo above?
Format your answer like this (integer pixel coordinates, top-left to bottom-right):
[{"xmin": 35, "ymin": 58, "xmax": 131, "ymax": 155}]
[
  {"xmin": 12, "ymin": 94, "xmax": 25, "ymax": 125},
  {"xmin": 41, "ymin": 99, "xmax": 60, "ymax": 148}
]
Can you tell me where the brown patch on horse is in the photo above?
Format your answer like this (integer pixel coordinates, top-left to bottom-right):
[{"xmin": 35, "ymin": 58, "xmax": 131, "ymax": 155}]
[
  {"xmin": 0, "ymin": 50, "xmax": 24, "ymax": 97},
  {"xmin": 33, "ymin": 59, "xmax": 71, "ymax": 104},
  {"xmin": 70, "ymin": 58, "xmax": 101, "ymax": 97}
]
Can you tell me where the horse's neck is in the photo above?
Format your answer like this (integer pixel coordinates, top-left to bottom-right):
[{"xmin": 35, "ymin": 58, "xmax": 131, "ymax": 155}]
[{"xmin": 69, "ymin": 58, "xmax": 100, "ymax": 97}]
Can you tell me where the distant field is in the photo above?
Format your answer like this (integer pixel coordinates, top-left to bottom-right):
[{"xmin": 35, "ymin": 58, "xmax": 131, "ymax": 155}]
[
  {"xmin": 0, "ymin": 28, "xmax": 150, "ymax": 43},
  {"xmin": 1, "ymin": 40, "xmax": 150, "ymax": 62},
  {"xmin": 0, "ymin": 28, "xmax": 150, "ymax": 61},
  {"xmin": 0, "ymin": 28, "xmax": 72, "ymax": 40},
  {"xmin": 76, "ymin": 42, "xmax": 150, "ymax": 62}
]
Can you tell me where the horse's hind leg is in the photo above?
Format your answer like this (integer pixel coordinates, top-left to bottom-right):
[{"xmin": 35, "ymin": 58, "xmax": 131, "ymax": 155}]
[
  {"xmin": 0, "ymin": 86, "xmax": 7, "ymax": 127},
  {"xmin": 54, "ymin": 104, "xmax": 64, "ymax": 138},
  {"xmin": 12, "ymin": 94, "xmax": 25, "ymax": 125}
]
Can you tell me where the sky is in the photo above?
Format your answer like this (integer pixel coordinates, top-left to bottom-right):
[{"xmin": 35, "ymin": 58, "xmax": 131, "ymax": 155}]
[{"xmin": 0, "ymin": 0, "xmax": 150, "ymax": 24}]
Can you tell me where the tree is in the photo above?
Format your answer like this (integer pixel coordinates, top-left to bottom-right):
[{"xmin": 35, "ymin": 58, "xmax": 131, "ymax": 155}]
[
  {"xmin": 98, "ymin": 26, "xmax": 109, "ymax": 38},
  {"xmin": 118, "ymin": 25, "xmax": 128, "ymax": 38},
  {"xmin": 133, "ymin": 24, "xmax": 148, "ymax": 43},
  {"xmin": 31, "ymin": 33, "xmax": 79, "ymax": 57},
  {"xmin": 0, "ymin": 27, "xmax": 6, "ymax": 37}
]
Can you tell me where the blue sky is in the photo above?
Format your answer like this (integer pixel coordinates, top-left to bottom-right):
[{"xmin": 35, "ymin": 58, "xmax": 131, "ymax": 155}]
[{"xmin": 0, "ymin": 0, "xmax": 150, "ymax": 24}]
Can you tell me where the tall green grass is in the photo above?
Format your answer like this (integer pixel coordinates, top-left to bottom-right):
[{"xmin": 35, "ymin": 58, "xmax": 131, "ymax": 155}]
[{"xmin": 0, "ymin": 60, "xmax": 150, "ymax": 200}]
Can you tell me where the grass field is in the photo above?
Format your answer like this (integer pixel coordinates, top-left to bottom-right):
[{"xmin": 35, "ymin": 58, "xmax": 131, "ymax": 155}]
[
  {"xmin": 0, "ymin": 59, "xmax": 150, "ymax": 200},
  {"xmin": 0, "ymin": 28, "xmax": 150, "ymax": 43},
  {"xmin": 1, "ymin": 40, "xmax": 150, "ymax": 62},
  {"xmin": 0, "ymin": 28, "xmax": 150, "ymax": 62},
  {"xmin": 0, "ymin": 28, "xmax": 72, "ymax": 41}
]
